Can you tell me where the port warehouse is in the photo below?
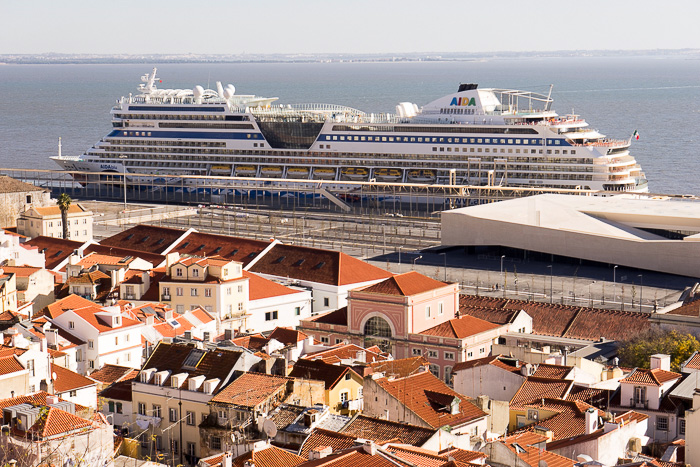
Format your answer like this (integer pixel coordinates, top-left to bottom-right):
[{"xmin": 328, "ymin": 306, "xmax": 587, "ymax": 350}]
[
  {"xmin": 3, "ymin": 168, "xmax": 605, "ymax": 217},
  {"xmin": 441, "ymin": 193, "xmax": 700, "ymax": 278}
]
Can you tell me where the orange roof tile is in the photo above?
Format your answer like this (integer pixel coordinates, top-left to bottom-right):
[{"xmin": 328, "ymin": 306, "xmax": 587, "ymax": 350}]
[
  {"xmin": 40, "ymin": 294, "xmax": 96, "ymax": 319},
  {"xmin": 383, "ymin": 444, "xmax": 447, "ymax": 467},
  {"xmin": 288, "ymin": 359, "xmax": 356, "ymax": 390},
  {"xmin": 340, "ymin": 414, "xmax": 435, "ymax": 445},
  {"xmin": 420, "ymin": 314, "xmax": 501, "ymax": 339},
  {"xmin": 532, "ymin": 363, "xmax": 573, "ymax": 379},
  {"xmin": 28, "ymin": 406, "xmax": 94, "ymax": 438},
  {"xmin": 268, "ymin": 327, "xmax": 309, "ymax": 346},
  {"xmin": 452, "ymin": 355, "xmax": 522, "ymax": 374},
  {"xmin": 361, "ymin": 271, "xmax": 448, "ymax": 297},
  {"xmin": 52, "ymin": 364, "xmax": 96, "ymax": 393},
  {"xmin": 518, "ymin": 399, "xmax": 601, "ymax": 440},
  {"xmin": 510, "ymin": 377, "xmax": 574, "ymax": 409},
  {"xmin": 0, "ymin": 355, "xmax": 26, "ymax": 375},
  {"xmin": 88, "ymin": 364, "xmax": 138, "ymax": 385},
  {"xmin": 210, "ymin": 372, "xmax": 291, "ymax": 408},
  {"xmin": 303, "ymin": 343, "xmax": 387, "ymax": 364},
  {"xmin": 24, "ymin": 236, "xmax": 83, "ymax": 270},
  {"xmin": 231, "ymin": 445, "xmax": 306, "ymax": 467},
  {"xmin": 99, "ymin": 224, "xmax": 189, "ymax": 255},
  {"xmin": 299, "ymin": 428, "xmax": 357, "ymax": 459},
  {"xmin": 367, "ymin": 357, "xmax": 428, "ymax": 379},
  {"xmin": 69, "ymin": 306, "xmax": 143, "ymax": 333},
  {"xmin": 505, "ymin": 438, "xmax": 575, "ymax": 467},
  {"xmin": 1, "ymin": 266, "xmax": 41, "ymax": 277},
  {"xmin": 32, "ymin": 204, "xmax": 87, "ymax": 217},
  {"xmin": 621, "ymin": 368, "xmax": 682, "ymax": 387},
  {"xmin": 244, "ymin": 270, "xmax": 305, "ymax": 300},
  {"xmin": 0, "ymin": 390, "xmax": 88, "ymax": 413},
  {"xmin": 683, "ymin": 351, "xmax": 700, "ymax": 370},
  {"xmin": 375, "ymin": 370, "xmax": 487, "ymax": 429}
]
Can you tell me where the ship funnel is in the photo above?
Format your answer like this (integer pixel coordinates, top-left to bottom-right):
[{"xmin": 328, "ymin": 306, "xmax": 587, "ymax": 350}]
[{"xmin": 216, "ymin": 81, "xmax": 225, "ymax": 97}]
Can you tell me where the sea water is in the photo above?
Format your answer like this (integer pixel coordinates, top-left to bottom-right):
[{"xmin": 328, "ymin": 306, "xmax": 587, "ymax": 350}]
[{"xmin": 0, "ymin": 57, "xmax": 698, "ymax": 194}]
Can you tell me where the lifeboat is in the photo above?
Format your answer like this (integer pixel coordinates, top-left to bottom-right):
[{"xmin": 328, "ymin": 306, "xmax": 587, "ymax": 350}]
[
  {"xmin": 313, "ymin": 167, "xmax": 336, "ymax": 180},
  {"xmin": 341, "ymin": 167, "xmax": 369, "ymax": 180},
  {"xmin": 260, "ymin": 166, "xmax": 283, "ymax": 178},
  {"xmin": 235, "ymin": 165, "xmax": 257, "ymax": 177},
  {"xmin": 374, "ymin": 168, "xmax": 402, "ymax": 181},
  {"xmin": 210, "ymin": 164, "xmax": 232, "ymax": 175},
  {"xmin": 287, "ymin": 167, "xmax": 310, "ymax": 179},
  {"xmin": 407, "ymin": 169, "xmax": 436, "ymax": 182}
]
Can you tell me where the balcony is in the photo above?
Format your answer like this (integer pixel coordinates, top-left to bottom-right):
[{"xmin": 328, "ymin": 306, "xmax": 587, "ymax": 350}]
[
  {"xmin": 630, "ymin": 398, "xmax": 648, "ymax": 409},
  {"xmin": 161, "ymin": 294, "xmax": 171, "ymax": 301}
]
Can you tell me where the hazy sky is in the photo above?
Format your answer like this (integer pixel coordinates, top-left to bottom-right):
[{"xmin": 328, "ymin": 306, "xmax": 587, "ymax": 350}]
[{"xmin": 2, "ymin": 0, "xmax": 699, "ymax": 55}]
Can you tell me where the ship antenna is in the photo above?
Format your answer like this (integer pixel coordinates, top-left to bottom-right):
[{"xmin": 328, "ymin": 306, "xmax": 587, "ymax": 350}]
[{"xmin": 58, "ymin": 137, "xmax": 62, "ymax": 158}]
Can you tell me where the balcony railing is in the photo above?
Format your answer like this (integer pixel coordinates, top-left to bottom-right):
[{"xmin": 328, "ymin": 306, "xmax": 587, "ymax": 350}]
[
  {"xmin": 630, "ymin": 398, "xmax": 648, "ymax": 409},
  {"xmin": 161, "ymin": 294, "xmax": 171, "ymax": 301}
]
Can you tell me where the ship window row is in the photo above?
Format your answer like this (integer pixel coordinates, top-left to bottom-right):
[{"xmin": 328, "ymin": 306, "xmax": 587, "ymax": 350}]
[
  {"xmin": 107, "ymin": 139, "xmax": 226, "ymax": 148},
  {"xmin": 325, "ymin": 134, "xmax": 551, "ymax": 144},
  {"xmin": 431, "ymin": 146, "xmax": 577, "ymax": 156},
  {"xmin": 331, "ymin": 125, "xmax": 538, "ymax": 135},
  {"xmin": 116, "ymin": 113, "xmax": 228, "ymax": 120},
  {"xmin": 158, "ymin": 122, "xmax": 255, "ymax": 130}
]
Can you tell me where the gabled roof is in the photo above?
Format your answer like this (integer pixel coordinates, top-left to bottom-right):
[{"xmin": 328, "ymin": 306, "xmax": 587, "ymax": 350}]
[
  {"xmin": 510, "ymin": 377, "xmax": 574, "ymax": 409},
  {"xmin": 1, "ymin": 266, "xmax": 42, "ymax": 278},
  {"xmin": 230, "ymin": 333, "xmax": 269, "ymax": 352},
  {"xmin": 244, "ymin": 270, "xmax": 305, "ymax": 300},
  {"xmin": 303, "ymin": 343, "xmax": 387, "ymax": 365},
  {"xmin": 68, "ymin": 306, "xmax": 143, "ymax": 333},
  {"xmin": 268, "ymin": 327, "xmax": 309, "ymax": 346},
  {"xmin": 29, "ymin": 204, "xmax": 88, "ymax": 217},
  {"xmin": 66, "ymin": 269, "xmax": 109, "ymax": 285},
  {"xmin": 24, "ymin": 236, "xmax": 83, "ymax": 270},
  {"xmin": 503, "ymin": 432, "xmax": 575, "ymax": 467},
  {"xmin": 382, "ymin": 443, "xmax": 451, "ymax": 467},
  {"xmin": 99, "ymin": 377, "xmax": 136, "ymax": 402},
  {"xmin": 360, "ymin": 271, "xmax": 447, "ymax": 297},
  {"xmin": 308, "ymin": 307, "xmax": 348, "ymax": 326},
  {"xmin": 210, "ymin": 372, "xmax": 291, "ymax": 408},
  {"xmin": 532, "ymin": 363, "xmax": 573, "ymax": 379},
  {"xmin": 340, "ymin": 414, "xmax": 435, "ymax": 446},
  {"xmin": 420, "ymin": 314, "xmax": 501, "ymax": 339},
  {"xmin": 99, "ymin": 224, "xmax": 188, "ymax": 255},
  {"xmin": 169, "ymin": 231, "xmax": 270, "ymax": 266},
  {"xmin": 0, "ymin": 390, "xmax": 87, "ymax": 412},
  {"xmin": 516, "ymin": 398, "xmax": 601, "ymax": 440},
  {"xmin": 84, "ymin": 243, "xmax": 165, "ymax": 266},
  {"xmin": 250, "ymin": 243, "xmax": 392, "ymax": 287},
  {"xmin": 288, "ymin": 359, "xmax": 358, "ymax": 390},
  {"xmin": 374, "ymin": 370, "xmax": 487, "ymax": 429},
  {"xmin": 39, "ymin": 293, "xmax": 96, "ymax": 319},
  {"xmin": 452, "ymin": 354, "xmax": 522, "ymax": 374},
  {"xmin": 0, "ymin": 175, "xmax": 47, "ymax": 193},
  {"xmin": 229, "ymin": 445, "xmax": 306, "ymax": 467},
  {"xmin": 28, "ymin": 406, "xmax": 94, "ymax": 439},
  {"xmin": 367, "ymin": 357, "xmax": 428, "ymax": 379},
  {"xmin": 52, "ymin": 364, "xmax": 97, "ymax": 393},
  {"xmin": 621, "ymin": 368, "xmax": 682, "ymax": 387},
  {"xmin": 682, "ymin": 351, "xmax": 700, "ymax": 371},
  {"xmin": 0, "ymin": 354, "xmax": 25, "ymax": 376},
  {"xmin": 88, "ymin": 364, "xmax": 138, "ymax": 385},
  {"xmin": 298, "ymin": 428, "xmax": 357, "ymax": 459}
]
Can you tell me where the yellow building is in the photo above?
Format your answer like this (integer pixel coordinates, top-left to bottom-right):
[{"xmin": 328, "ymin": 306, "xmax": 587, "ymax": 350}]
[
  {"xmin": 17, "ymin": 203, "xmax": 93, "ymax": 241},
  {"xmin": 159, "ymin": 255, "xmax": 249, "ymax": 332},
  {"xmin": 288, "ymin": 359, "xmax": 364, "ymax": 416}
]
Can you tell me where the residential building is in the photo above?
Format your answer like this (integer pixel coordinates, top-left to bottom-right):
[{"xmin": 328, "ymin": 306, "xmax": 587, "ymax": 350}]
[
  {"xmin": 1, "ymin": 266, "xmax": 55, "ymax": 316},
  {"xmin": 198, "ymin": 443, "xmax": 306, "ymax": 467},
  {"xmin": 0, "ymin": 271, "xmax": 18, "ymax": 314},
  {"xmin": 0, "ymin": 353, "xmax": 28, "ymax": 398},
  {"xmin": 0, "ymin": 229, "xmax": 46, "ymax": 268},
  {"xmin": 363, "ymin": 369, "xmax": 488, "ymax": 439},
  {"xmin": 483, "ymin": 432, "xmax": 574, "ymax": 467},
  {"xmin": 18, "ymin": 203, "xmax": 93, "ymax": 241},
  {"xmin": 131, "ymin": 342, "xmax": 260, "ymax": 466},
  {"xmin": 244, "ymin": 270, "xmax": 312, "ymax": 333},
  {"xmin": 288, "ymin": 359, "xmax": 364, "ymax": 416},
  {"xmin": 268, "ymin": 404, "xmax": 350, "ymax": 451},
  {"xmin": 51, "ymin": 364, "xmax": 98, "ymax": 409},
  {"xmin": 99, "ymin": 369, "xmax": 139, "ymax": 437},
  {"xmin": 452, "ymin": 355, "xmax": 527, "ymax": 402},
  {"xmin": 0, "ymin": 175, "xmax": 52, "ymax": 229},
  {"xmin": 0, "ymin": 392, "xmax": 112, "ymax": 467}
]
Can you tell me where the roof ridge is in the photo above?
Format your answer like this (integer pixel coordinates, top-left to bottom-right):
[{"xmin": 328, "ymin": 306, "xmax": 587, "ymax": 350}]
[{"xmin": 560, "ymin": 307, "xmax": 584, "ymax": 338}]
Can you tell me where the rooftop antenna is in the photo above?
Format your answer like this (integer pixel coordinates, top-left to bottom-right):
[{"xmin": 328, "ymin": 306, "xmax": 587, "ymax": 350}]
[{"xmin": 545, "ymin": 84, "xmax": 554, "ymax": 111}]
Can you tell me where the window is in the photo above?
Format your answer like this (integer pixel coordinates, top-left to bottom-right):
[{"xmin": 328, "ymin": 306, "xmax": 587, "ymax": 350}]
[
  {"xmin": 680, "ymin": 418, "xmax": 686, "ymax": 435},
  {"xmin": 138, "ymin": 402, "xmax": 146, "ymax": 415},
  {"xmin": 634, "ymin": 386, "xmax": 646, "ymax": 404},
  {"xmin": 412, "ymin": 348, "xmax": 422, "ymax": 356},
  {"xmin": 364, "ymin": 316, "xmax": 392, "ymax": 338},
  {"xmin": 438, "ymin": 302, "xmax": 444, "ymax": 315},
  {"xmin": 29, "ymin": 385, "xmax": 35, "ymax": 393},
  {"xmin": 444, "ymin": 352, "xmax": 455, "ymax": 360},
  {"xmin": 176, "ymin": 268, "xmax": 183, "ymax": 277},
  {"xmin": 323, "ymin": 297, "xmax": 329, "ymax": 307},
  {"xmin": 429, "ymin": 364, "xmax": 440, "ymax": 378},
  {"xmin": 191, "ymin": 288, "xmax": 198, "ymax": 297},
  {"xmin": 69, "ymin": 321, "xmax": 75, "ymax": 329},
  {"xmin": 345, "ymin": 373, "xmax": 351, "ymax": 380},
  {"xmin": 116, "ymin": 402, "xmax": 122, "ymax": 414},
  {"xmin": 176, "ymin": 304, "xmax": 184, "ymax": 314},
  {"xmin": 153, "ymin": 404, "xmax": 161, "ymax": 418},
  {"xmin": 154, "ymin": 435, "xmax": 162, "ymax": 451},
  {"xmin": 169, "ymin": 407, "xmax": 178, "ymax": 422},
  {"xmin": 444, "ymin": 366, "xmax": 453, "ymax": 385},
  {"xmin": 162, "ymin": 287, "xmax": 170, "ymax": 297},
  {"xmin": 115, "ymin": 336, "xmax": 119, "ymax": 345},
  {"xmin": 192, "ymin": 268, "xmax": 200, "ymax": 277},
  {"xmin": 27, "ymin": 359, "xmax": 35, "ymax": 377},
  {"xmin": 211, "ymin": 436, "xmax": 221, "ymax": 451},
  {"xmin": 425, "ymin": 305, "xmax": 431, "ymax": 318},
  {"xmin": 186, "ymin": 411, "xmax": 195, "ymax": 426},
  {"xmin": 428, "ymin": 350, "xmax": 438, "ymax": 358},
  {"xmin": 88, "ymin": 360, "xmax": 95, "ymax": 369},
  {"xmin": 295, "ymin": 306, "xmax": 301, "ymax": 316},
  {"xmin": 69, "ymin": 390, "xmax": 77, "ymax": 397},
  {"xmin": 108, "ymin": 401, "xmax": 115, "ymax": 412},
  {"xmin": 176, "ymin": 287, "xmax": 183, "ymax": 296},
  {"xmin": 657, "ymin": 416, "xmax": 668, "ymax": 432},
  {"xmin": 479, "ymin": 347, "xmax": 485, "ymax": 354},
  {"xmin": 187, "ymin": 443, "xmax": 196, "ymax": 459},
  {"xmin": 238, "ymin": 302, "xmax": 244, "ymax": 312},
  {"xmin": 171, "ymin": 439, "xmax": 179, "ymax": 454},
  {"xmin": 339, "ymin": 391, "xmax": 349, "ymax": 404},
  {"xmin": 467, "ymin": 351, "xmax": 473, "ymax": 358},
  {"xmin": 204, "ymin": 288, "xmax": 212, "ymax": 297},
  {"xmin": 265, "ymin": 310, "xmax": 278, "ymax": 321},
  {"xmin": 320, "ymin": 336, "xmax": 330, "ymax": 344},
  {"xmin": 226, "ymin": 287, "xmax": 232, "ymax": 295},
  {"xmin": 237, "ymin": 285, "xmax": 243, "ymax": 293},
  {"xmin": 335, "ymin": 338, "xmax": 342, "ymax": 344}
]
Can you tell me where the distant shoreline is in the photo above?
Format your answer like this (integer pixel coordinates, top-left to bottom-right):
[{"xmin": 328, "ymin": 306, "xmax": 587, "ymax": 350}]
[{"xmin": 1, "ymin": 49, "xmax": 699, "ymax": 65}]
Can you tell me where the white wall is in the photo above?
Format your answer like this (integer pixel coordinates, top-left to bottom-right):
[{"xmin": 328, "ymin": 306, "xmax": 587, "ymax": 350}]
[
  {"xmin": 245, "ymin": 290, "xmax": 312, "ymax": 334},
  {"xmin": 453, "ymin": 365, "xmax": 524, "ymax": 402}
]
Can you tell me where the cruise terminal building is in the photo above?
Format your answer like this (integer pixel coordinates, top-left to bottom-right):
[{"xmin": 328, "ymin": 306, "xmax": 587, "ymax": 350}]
[{"xmin": 441, "ymin": 194, "xmax": 700, "ymax": 278}]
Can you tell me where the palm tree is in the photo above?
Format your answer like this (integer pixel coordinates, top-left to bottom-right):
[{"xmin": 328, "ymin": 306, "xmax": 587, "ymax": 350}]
[{"xmin": 57, "ymin": 193, "xmax": 71, "ymax": 239}]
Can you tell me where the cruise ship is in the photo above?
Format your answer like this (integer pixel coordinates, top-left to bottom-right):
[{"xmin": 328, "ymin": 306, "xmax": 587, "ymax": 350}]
[{"xmin": 52, "ymin": 68, "xmax": 648, "ymax": 194}]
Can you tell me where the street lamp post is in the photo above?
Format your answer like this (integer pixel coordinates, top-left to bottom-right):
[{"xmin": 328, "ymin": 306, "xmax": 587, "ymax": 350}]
[
  {"xmin": 638, "ymin": 274, "xmax": 643, "ymax": 312},
  {"xmin": 412, "ymin": 255, "xmax": 422, "ymax": 270},
  {"xmin": 500, "ymin": 255, "xmax": 506, "ymax": 291},
  {"xmin": 119, "ymin": 155, "xmax": 128, "ymax": 211},
  {"xmin": 440, "ymin": 252, "xmax": 447, "ymax": 282},
  {"xmin": 547, "ymin": 265, "xmax": 553, "ymax": 303},
  {"xmin": 589, "ymin": 281, "xmax": 596, "ymax": 307},
  {"xmin": 613, "ymin": 265, "xmax": 618, "ymax": 304}
]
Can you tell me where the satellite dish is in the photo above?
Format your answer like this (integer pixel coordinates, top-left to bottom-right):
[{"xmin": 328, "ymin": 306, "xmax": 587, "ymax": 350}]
[
  {"xmin": 263, "ymin": 419, "xmax": 277, "ymax": 439},
  {"xmin": 52, "ymin": 372, "xmax": 57, "ymax": 381}
]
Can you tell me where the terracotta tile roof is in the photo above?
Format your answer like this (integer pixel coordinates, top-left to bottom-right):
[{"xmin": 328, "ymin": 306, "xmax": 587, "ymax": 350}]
[
  {"xmin": 39, "ymin": 294, "xmax": 96, "ymax": 319},
  {"xmin": 231, "ymin": 333, "xmax": 269, "ymax": 352},
  {"xmin": 383, "ymin": 444, "xmax": 448, "ymax": 467},
  {"xmin": 152, "ymin": 315, "xmax": 195, "ymax": 338},
  {"xmin": 230, "ymin": 445, "xmax": 306, "ymax": 467},
  {"xmin": 85, "ymin": 243, "xmax": 166, "ymax": 267},
  {"xmin": 510, "ymin": 377, "xmax": 574, "ymax": 409},
  {"xmin": 0, "ymin": 175, "xmax": 48, "ymax": 194},
  {"xmin": 298, "ymin": 428, "xmax": 357, "ymax": 459},
  {"xmin": 614, "ymin": 410, "xmax": 649, "ymax": 424},
  {"xmin": 66, "ymin": 269, "xmax": 110, "ymax": 284},
  {"xmin": 374, "ymin": 370, "xmax": 487, "ymax": 429},
  {"xmin": 0, "ymin": 390, "xmax": 87, "ymax": 413},
  {"xmin": 28, "ymin": 406, "xmax": 94, "ymax": 438},
  {"xmin": 1, "ymin": 266, "xmax": 41, "ymax": 277},
  {"xmin": 420, "ymin": 314, "xmax": 501, "ymax": 339},
  {"xmin": 502, "ymin": 431, "xmax": 549, "ymax": 447},
  {"xmin": 504, "ymin": 437, "xmax": 575, "ymax": 467},
  {"xmin": 88, "ymin": 364, "xmax": 138, "ymax": 385},
  {"xmin": 303, "ymin": 344, "xmax": 387, "ymax": 365},
  {"xmin": 452, "ymin": 355, "xmax": 522, "ymax": 374},
  {"xmin": 360, "ymin": 271, "xmax": 447, "ymax": 297},
  {"xmin": 25, "ymin": 236, "xmax": 83, "ymax": 270},
  {"xmin": 99, "ymin": 378, "xmax": 135, "ymax": 402},
  {"xmin": 68, "ymin": 306, "xmax": 143, "ymax": 333},
  {"xmin": 32, "ymin": 204, "xmax": 87, "ymax": 217},
  {"xmin": 666, "ymin": 300, "xmax": 700, "ymax": 317},
  {"xmin": 210, "ymin": 372, "xmax": 291, "ymax": 408},
  {"xmin": 519, "ymin": 399, "xmax": 601, "ymax": 440},
  {"xmin": 459, "ymin": 295, "xmax": 650, "ymax": 341},
  {"xmin": 250, "ymin": 243, "xmax": 392, "ymax": 286},
  {"xmin": 621, "ymin": 368, "xmax": 682, "ymax": 387},
  {"xmin": 340, "ymin": 414, "xmax": 435, "ymax": 446},
  {"xmin": 288, "ymin": 359, "xmax": 356, "ymax": 390},
  {"xmin": 532, "ymin": 363, "xmax": 573, "ymax": 379},
  {"xmin": 438, "ymin": 448, "xmax": 487, "ymax": 464},
  {"xmin": 140, "ymin": 342, "xmax": 243, "ymax": 393},
  {"xmin": 682, "ymin": 351, "xmax": 700, "ymax": 370},
  {"xmin": 299, "ymin": 445, "xmax": 413, "ymax": 467},
  {"xmin": 170, "ymin": 231, "xmax": 270, "ymax": 265},
  {"xmin": 308, "ymin": 307, "xmax": 348, "ymax": 326},
  {"xmin": 244, "ymin": 270, "xmax": 305, "ymax": 300},
  {"xmin": 0, "ymin": 354, "xmax": 26, "ymax": 375},
  {"xmin": 99, "ymin": 224, "xmax": 188, "ymax": 255},
  {"xmin": 366, "ymin": 357, "xmax": 428, "ymax": 379},
  {"xmin": 566, "ymin": 386, "xmax": 613, "ymax": 410},
  {"xmin": 268, "ymin": 327, "xmax": 309, "ymax": 346},
  {"xmin": 269, "ymin": 404, "xmax": 306, "ymax": 430},
  {"xmin": 0, "ymin": 345, "xmax": 27, "ymax": 358},
  {"xmin": 52, "ymin": 364, "xmax": 96, "ymax": 393}
]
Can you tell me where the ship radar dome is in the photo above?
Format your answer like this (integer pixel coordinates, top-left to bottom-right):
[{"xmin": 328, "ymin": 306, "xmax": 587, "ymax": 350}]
[{"xmin": 224, "ymin": 84, "xmax": 236, "ymax": 99}]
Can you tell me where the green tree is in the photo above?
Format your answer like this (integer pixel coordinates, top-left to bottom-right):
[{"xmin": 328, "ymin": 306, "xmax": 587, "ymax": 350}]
[
  {"xmin": 617, "ymin": 329, "xmax": 700, "ymax": 372},
  {"xmin": 57, "ymin": 193, "xmax": 71, "ymax": 239}
]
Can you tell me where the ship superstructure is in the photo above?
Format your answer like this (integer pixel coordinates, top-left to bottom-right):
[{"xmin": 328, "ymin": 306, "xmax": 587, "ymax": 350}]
[{"xmin": 52, "ymin": 68, "xmax": 648, "ymax": 193}]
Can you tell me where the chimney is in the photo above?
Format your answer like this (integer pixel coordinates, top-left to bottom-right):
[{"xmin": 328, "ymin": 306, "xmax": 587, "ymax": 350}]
[
  {"xmin": 650, "ymin": 354, "xmax": 671, "ymax": 372},
  {"xmin": 585, "ymin": 408, "xmax": 598, "ymax": 434},
  {"xmin": 184, "ymin": 331, "xmax": 192, "ymax": 340},
  {"xmin": 203, "ymin": 332, "xmax": 211, "ymax": 342},
  {"xmin": 46, "ymin": 395, "xmax": 59, "ymax": 405},
  {"xmin": 224, "ymin": 329, "xmax": 233, "ymax": 340},
  {"xmin": 222, "ymin": 452, "xmax": 233, "ymax": 467},
  {"xmin": 309, "ymin": 446, "xmax": 332, "ymax": 460},
  {"xmin": 46, "ymin": 329, "xmax": 58, "ymax": 349},
  {"xmin": 165, "ymin": 252, "xmax": 180, "ymax": 270},
  {"xmin": 520, "ymin": 363, "xmax": 532, "ymax": 376},
  {"xmin": 356, "ymin": 350, "xmax": 366, "ymax": 363},
  {"xmin": 362, "ymin": 440, "xmax": 377, "ymax": 456}
]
